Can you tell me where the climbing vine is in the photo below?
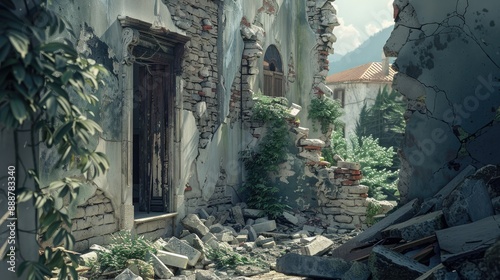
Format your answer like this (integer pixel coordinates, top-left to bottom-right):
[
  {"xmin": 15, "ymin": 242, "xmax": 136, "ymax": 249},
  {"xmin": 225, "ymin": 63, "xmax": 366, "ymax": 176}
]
[
  {"xmin": 308, "ymin": 96, "xmax": 343, "ymax": 134},
  {"xmin": 1, "ymin": 1, "xmax": 108, "ymax": 279},
  {"xmin": 240, "ymin": 95, "xmax": 291, "ymax": 218}
]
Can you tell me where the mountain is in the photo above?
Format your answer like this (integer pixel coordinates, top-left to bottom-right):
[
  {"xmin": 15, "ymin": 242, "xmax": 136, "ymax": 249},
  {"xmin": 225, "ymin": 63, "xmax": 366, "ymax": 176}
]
[{"xmin": 328, "ymin": 26, "xmax": 394, "ymax": 75}]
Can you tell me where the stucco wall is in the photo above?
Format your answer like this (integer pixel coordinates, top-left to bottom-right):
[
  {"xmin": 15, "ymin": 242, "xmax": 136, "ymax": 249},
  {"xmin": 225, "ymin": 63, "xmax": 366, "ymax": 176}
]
[{"xmin": 385, "ymin": 0, "xmax": 500, "ymax": 203}]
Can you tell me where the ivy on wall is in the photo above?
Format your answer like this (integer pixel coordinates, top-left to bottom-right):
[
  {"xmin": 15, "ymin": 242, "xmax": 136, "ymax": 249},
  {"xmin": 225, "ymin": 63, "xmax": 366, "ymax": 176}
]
[{"xmin": 240, "ymin": 95, "xmax": 291, "ymax": 218}]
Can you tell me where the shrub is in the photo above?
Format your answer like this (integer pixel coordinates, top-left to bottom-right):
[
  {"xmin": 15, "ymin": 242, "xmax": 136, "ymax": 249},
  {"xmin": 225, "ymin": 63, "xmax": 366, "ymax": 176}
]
[{"xmin": 308, "ymin": 97, "xmax": 344, "ymax": 134}]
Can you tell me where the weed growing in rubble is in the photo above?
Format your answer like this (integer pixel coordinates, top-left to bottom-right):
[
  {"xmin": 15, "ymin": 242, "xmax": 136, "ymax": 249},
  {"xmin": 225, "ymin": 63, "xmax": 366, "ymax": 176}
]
[
  {"xmin": 240, "ymin": 94, "xmax": 290, "ymax": 218},
  {"xmin": 207, "ymin": 247, "xmax": 265, "ymax": 268},
  {"xmin": 365, "ymin": 201, "xmax": 382, "ymax": 226},
  {"xmin": 93, "ymin": 231, "xmax": 158, "ymax": 274},
  {"xmin": 308, "ymin": 96, "xmax": 344, "ymax": 134}
]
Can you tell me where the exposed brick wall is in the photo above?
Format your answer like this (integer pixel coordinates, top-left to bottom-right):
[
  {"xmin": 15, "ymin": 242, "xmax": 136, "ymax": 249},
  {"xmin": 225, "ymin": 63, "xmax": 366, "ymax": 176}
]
[
  {"xmin": 71, "ymin": 189, "xmax": 119, "ymax": 251},
  {"xmin": 165, "ymin": 0, "xmax": 219, "ymax": 148}
]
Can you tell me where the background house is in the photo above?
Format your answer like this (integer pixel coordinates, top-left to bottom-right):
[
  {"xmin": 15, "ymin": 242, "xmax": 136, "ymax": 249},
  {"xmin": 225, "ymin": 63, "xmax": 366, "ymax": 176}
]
[{"xmin": 326, "ymin": 58, "xmax": 396, "ymax": 138}]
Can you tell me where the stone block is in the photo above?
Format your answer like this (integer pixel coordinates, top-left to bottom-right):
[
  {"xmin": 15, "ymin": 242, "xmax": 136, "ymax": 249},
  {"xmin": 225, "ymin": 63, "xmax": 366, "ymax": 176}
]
[
  {"xmin": 146, "ymin": 251, "xmax": 174, "ymax": 279},
  {"xmin": 442, "ymin": 177, "xmax": 494, "ymax": 227},
  {"xmin": 197, "ymin": 208, "xmax": 210, "ymax": 220},
  {"xmin": 345, "ymin": 185, "xmax": 369, "ymax": 194},
  {"xmin": 156, "ymin": 250, "xmax": 189, "ymax": 269},
  {"xmin": 201, "ymin": 232, "xmax": 216, "ymax": 244},
  {"xmin": 114, "ymin": 268, "xmax": 142, "ymax": 280},
  {"xmin": 209, "ymin": 223, "xmax": 225, "ymax": 233},
  {"xmin": 300, "ymin": 235, "xmax": 334, "ymax": 256},
  {"xmin": 383, "ymin": 210, "xmax": 445, "ymax": 241},
  {"xmin": 164, "ymin": 237, "xmax": 202, "ymax": 266},
  {"xmin": 335, "ymin": 215, "xmax": 353, "ymax": 224},
  {"xmin": 276, "ymin": 253, "xmax": 351, "ymax": 279},
  {"xmin": 283, "ymin": 211, "xmax": 299, "ymax": 225},
  {"xmin": 261, "ymin": 241, "xmax": 276, "ymax": 248},
  {"xmin": 243, "ymin": 225, "xmax": 258, "ymax": 241},
  {"xmin": 232, "ymin": 206, "xmax": 245, "ymax": 225},
  {"xmin": 181, "ymin": 214, "xmax": 209, "ymax": 237},
  {"xmin": 196, "ymin": 270, "xmax": 221, "ymax": 280},
  {"xmin": 255, "ymin": 236, "xmax": 274, "ymax": 247},
  {"xmin": 236, "ymin": 234, "xmax": 248, "ymax": 243},
  {"xmin": 299, "ymin": 138, "xmax": 325, "ymax": 147},
  {"xmin": 368, "ymin": 246, "xmax": 428, "ymax": 280},
  {"xmin": 337, "ymin": 161, "xmax": 361, "ymax": 170},
  {"xmin": 78, "ymin": 251, "xmax": 97, "ymax": 266},
  {"xmin": 252, "ymin": 220, "xmax": 276, "ymax": 233}
]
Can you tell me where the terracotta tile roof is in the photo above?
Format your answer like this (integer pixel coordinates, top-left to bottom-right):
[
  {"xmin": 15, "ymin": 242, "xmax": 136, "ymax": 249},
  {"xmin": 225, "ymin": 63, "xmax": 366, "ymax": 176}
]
[{"xmin": 326, "ymin": 62, "xmax": 396, "ymax": 84}]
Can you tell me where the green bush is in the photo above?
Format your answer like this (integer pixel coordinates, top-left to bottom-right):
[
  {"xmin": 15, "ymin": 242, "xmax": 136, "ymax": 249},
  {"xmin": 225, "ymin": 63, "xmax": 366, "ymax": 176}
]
[
  {"xmin": 207, "ymin": 247, "xmax": 264, "ymax": 268},
  {"xmin": 329, "ymin": 130, "xmax": 399, "ymax": 200},
  {"xmin": 308, "ymin": 97, "xmax": 344, "ymax": 134},
  {"xmin": 96, "ymin": 231, "xmax": 158, "ymax": 272}
]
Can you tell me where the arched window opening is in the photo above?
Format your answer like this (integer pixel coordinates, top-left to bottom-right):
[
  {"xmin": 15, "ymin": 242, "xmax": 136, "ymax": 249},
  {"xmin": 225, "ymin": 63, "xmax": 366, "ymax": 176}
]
[{"xmin": 263, "ymin": 45, "xmax": 284, "ymax": 97}]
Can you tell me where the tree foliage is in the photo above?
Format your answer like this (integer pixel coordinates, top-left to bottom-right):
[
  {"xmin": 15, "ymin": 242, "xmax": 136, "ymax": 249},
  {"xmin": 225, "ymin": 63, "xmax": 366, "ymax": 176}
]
[
  {"xmin": 0, "ymin": 1, "xmax": 108, "ymax": 279},
  {"xmin": 330, "ymin": 130, "xmax": 399, "ymax": 200},
  {"xmin": 355, "ymin": 86, "xmax": 405, "ymax": 155},
  {"xmin": 308, "ymin": 96, "xmax": 344, "ymax": 134}
]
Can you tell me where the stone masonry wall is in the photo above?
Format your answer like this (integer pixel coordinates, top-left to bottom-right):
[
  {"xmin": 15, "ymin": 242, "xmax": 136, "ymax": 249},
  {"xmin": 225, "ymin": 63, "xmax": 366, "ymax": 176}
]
[
  {"xmin": 165, "ymin": 0, "xmax": 219, "ymax": 149},
  {"xmin": 71, "ymin": 189, "xmax": 119, "ymax": 251}
]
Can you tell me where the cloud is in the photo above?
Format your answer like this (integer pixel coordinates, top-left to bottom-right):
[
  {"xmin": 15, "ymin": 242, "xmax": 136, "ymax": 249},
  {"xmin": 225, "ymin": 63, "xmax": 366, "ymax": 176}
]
[
  {"xmin": 365, "ymin": 19, "xmax": 394, "ymax": 35},
  {"xmin": 333, "ymin": 17, "xmax": 362, "ymax": 55}
]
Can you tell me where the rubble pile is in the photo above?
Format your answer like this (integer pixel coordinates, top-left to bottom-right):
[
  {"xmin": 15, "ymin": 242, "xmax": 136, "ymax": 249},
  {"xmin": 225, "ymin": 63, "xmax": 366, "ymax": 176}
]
[
  {"xmin": 77, "ymin": 204, "xmax": 357, "ymax": 280},
  {"xmin": 277, "ymin": 165, "xmax": 500, "ymax": 279}
]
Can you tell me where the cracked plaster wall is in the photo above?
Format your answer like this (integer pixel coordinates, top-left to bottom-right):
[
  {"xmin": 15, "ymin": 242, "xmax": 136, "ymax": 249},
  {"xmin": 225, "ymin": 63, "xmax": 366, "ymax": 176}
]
[{"xmin": 385, "ymin": 0, "xmax": 500, "ymax": 203}]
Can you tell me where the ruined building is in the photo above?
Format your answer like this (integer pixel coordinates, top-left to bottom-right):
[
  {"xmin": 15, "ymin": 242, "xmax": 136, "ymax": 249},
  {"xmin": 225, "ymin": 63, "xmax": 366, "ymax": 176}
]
[{"xmin": 16, "ymin": 0, "xmax": 342, "ymax": 251}]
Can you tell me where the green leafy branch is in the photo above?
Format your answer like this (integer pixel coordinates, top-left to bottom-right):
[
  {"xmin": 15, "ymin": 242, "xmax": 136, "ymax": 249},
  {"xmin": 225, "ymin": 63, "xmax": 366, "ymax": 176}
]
[{"xmin": 1, "ymin": 1, "xmax": 109, "ymax": 279}]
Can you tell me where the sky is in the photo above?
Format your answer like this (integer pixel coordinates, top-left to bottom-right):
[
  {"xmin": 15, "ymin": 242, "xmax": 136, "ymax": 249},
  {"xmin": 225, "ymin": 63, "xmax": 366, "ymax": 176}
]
[{"xmin": 332, "ymin": 0, "xmax": 394, "ymax": 55}]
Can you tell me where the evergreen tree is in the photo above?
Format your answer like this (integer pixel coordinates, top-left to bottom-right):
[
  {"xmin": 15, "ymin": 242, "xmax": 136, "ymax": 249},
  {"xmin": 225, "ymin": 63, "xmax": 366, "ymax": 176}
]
[{"xmin": 355, "ymin": 85, "xmax": 405, "ymax": 149}]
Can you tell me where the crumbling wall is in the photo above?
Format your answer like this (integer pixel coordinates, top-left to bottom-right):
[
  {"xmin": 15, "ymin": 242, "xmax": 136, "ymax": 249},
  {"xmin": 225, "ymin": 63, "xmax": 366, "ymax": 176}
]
[
  {"xmin": 385, "ymin": 0, "xmax": 500, "ymax": 203},
  {"xmin": 72, "ymin": 189, "xmax": 119, "ymax": 251}
]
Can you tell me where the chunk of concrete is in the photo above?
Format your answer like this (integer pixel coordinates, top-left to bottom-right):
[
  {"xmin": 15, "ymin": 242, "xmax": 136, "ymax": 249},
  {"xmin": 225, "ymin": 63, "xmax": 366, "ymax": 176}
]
[
  {"xmin": 261, "ymin": 241, "xmax": 276, "ymax": 248},
  {"xmin": 243, "ymin": 225, "xmax": 258, "ymax": 241},
  {"xmin": 331, "ymin": 199, "xmax": 420, "ymax": 259},
  {"xmin": 242, "ymin": 208, "xmax": 264, "ymax": 218},
  {"xmin": 276, "ymin": 253, "xmax": 351, "ymax": 279},
  {"xmin": 382, "ymin": 210, "xmax": 445, "ymax": 241},
  {"xmin": 368, "ymin": 246, "xmax": 428, "ymax": 280},
  {"xmin": 181, "ymin": 214, "xmax": 209, "ymax": 237},
  {"xmin": 342, "ymin": 261, "xmax": 371, "ymax": 280},
  {"xmin": 283, "ymin": 211, "xmax": 299, "ymax": 225},
  {"xmin": 196, "ymin": 270, "xmax": 221, "ymax": 280},
  {"xmin": 442, "ymin": 177, "xmax": 494, "ymax": 227},
  {"xmin": 252, "ymin": 220, "xmax": 276, "ymax": 233},
  {"xmin": 300, "ymin": 235, "xmax": 334, "ymax": 256},
  {"xmin": 78, "ymin": 251, "xmax": 97, "ymax": 266},
  {"xmin": 156, "ymin": 250, "xmax": 189, "ymax": 269},
  {"xmin": 115, "ymin": 268, "xmax": 142, "ymax": 280},
  {"xmin": 146, "ymin": 251, "xmax": 174, "ymax": 279},
  {"xmin": 232, "ymin": 206, "xmax": 246, "ymax": 225},
  {"xmin": 209, "ymin": 223, "xmax": 225, "ymax": 233},
  {"xmin": 436, "ymin": 214, "xmax": 500, "ymax": 262},
  {"xmin": 164, "ymin": 237, "xmax": 202, "ymax": 266}
]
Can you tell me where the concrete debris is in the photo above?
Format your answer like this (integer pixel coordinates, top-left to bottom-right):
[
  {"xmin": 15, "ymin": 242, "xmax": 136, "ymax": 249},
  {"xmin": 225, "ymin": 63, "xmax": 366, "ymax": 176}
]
[
  {"xmin": 182, "ymin": 214, "xmax": 210, "ymax": 237},
  {"xmin": 114, "ymin": 268, "xmax": 142, "ymax": 280},
  {"xmin": 164, "ymin": 237, "xmax": 202, "ymax": 266},
  {"xmin": 300, "ymin": 235, "xmax": 333, "ymax": 256},
  {"xmin": 368, "ymin": 246, "xmax": 428, "ymax": 280},
  {"xmin": 382, "ymin": 210, "xmax": 445, "ymax": 241},
  {"xmin": 156, "ymin": 250, "xmax": 189, "ymax": 269},
  {"xmin": 276, "ymin": 253, "xmax": 351, "ymax": 279},
  {"xmin": 442, "ymin": 176, "xmax": 494, "ymax": 227}
]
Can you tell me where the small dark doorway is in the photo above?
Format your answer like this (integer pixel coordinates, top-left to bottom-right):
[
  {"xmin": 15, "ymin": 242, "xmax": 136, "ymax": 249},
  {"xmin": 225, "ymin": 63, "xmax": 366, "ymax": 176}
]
[{"xmin": 133, "ymin": 60, "xmax": 174, "ymax": 212}]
